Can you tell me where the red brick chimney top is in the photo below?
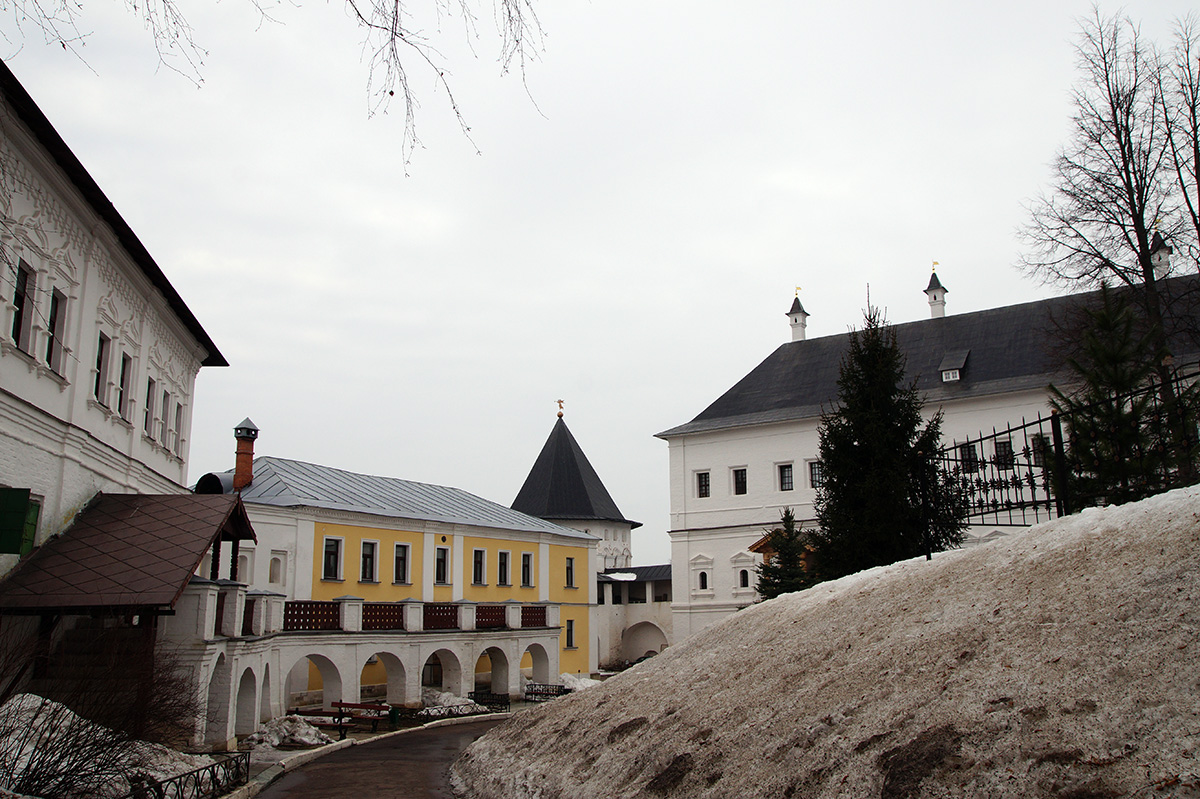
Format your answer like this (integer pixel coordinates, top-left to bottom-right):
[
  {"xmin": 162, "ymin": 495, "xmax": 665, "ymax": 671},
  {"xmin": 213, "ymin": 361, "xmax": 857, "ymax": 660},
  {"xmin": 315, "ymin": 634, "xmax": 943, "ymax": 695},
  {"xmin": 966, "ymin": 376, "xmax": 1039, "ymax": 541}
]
[{"xmin": 233, "ymin": 417, "xmax": 259, "ymax": 492}]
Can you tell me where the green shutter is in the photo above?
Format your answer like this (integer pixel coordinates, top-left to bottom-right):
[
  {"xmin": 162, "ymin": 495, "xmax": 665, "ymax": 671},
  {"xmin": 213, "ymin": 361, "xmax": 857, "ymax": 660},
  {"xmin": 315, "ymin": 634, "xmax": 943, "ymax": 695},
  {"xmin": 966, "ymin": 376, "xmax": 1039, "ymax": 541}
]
[{"xmin": 0, "ymin": 488, "xmax": 32, "ymax": 554}]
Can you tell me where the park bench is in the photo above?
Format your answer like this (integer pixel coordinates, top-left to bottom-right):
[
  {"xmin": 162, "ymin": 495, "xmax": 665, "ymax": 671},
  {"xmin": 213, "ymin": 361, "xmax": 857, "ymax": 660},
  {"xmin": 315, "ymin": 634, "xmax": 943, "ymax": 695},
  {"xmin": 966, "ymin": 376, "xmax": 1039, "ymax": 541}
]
[
  {"xmin": 332, "ymin": 701, "xmax": 391, "ymax": 732},
  {"xmin": 467, "ymin": 691, "xmax": 510, "ymax": 712},
  {"xmin": 523, "ymin": 683, "xmax": 572, "ymax": 702},
  {"xmin": 289, "ymin": 708, "xmax": 351, "ymax": 740}
]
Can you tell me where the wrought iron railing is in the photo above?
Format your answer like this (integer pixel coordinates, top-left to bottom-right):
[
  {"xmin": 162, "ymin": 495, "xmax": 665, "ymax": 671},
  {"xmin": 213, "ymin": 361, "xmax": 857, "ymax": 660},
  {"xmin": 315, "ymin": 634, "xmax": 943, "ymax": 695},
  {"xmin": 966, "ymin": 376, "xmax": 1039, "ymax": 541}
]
[
  {"xmin": 118, "ymin": 751, "xmax": 249, "ymax": 799},
  {"xmin": 941, "ymin": 367, "xmax": 1200, "ymax": 524}
]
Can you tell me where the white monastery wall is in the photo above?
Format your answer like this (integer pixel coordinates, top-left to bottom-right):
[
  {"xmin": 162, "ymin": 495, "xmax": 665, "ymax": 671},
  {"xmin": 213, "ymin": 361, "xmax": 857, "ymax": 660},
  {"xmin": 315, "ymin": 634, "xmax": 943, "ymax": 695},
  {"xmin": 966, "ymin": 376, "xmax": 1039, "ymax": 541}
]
[{"xmin": 0, "ymin": 93, "xmax": 207, "ymax": 567}]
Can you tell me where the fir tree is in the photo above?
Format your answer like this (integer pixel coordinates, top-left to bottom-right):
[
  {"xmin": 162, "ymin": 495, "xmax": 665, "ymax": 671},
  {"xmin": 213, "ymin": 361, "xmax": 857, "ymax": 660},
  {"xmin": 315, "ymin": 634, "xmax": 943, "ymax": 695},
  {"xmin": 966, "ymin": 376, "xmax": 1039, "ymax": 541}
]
[
  {"xmin": 812, "ymin": 308, "xmax": 966, "ymax": 581},
  {"xmin": 1049, "ymin": 283, "xmax": 1196, "ymax": 506},
  {"xmin": 755, "ymin": 507, "xmax": 814, "ymax": 599}
]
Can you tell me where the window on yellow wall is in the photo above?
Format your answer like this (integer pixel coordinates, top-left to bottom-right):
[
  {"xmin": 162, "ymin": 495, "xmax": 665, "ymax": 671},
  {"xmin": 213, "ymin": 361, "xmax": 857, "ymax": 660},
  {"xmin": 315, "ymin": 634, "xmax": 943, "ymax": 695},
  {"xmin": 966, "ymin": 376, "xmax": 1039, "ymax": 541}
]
[
  {"xmin": 521, "ymin": 553, "xmax": 533, "ymax": 587},
  {"xmin": 472, "ymin": 549, "xmax": 486, "ymax": 585},
  {"xmin": 322, "ymin": 538, "xmax": 342, "ymax": 581},
  {"xmin": 498, "ymin": 551, "xmax": 510, "ymax": 586},
  {"xmin": 394, "ymin": 544, "xmax": 410, "ymax": 584},
  {"xmin": 361, "ymin": 541, "xmax": 378, "ymax": 582},
  {"xmin": 565, "ymin": 557, "xmax": 576, "ymax": 588},
  {"xmin": 565, "ymin": 618, "xmax": 575, "ymax": 649},
  {"xmin": 435, "ymin": 547, "xmax": 449, "ymax": 584}
]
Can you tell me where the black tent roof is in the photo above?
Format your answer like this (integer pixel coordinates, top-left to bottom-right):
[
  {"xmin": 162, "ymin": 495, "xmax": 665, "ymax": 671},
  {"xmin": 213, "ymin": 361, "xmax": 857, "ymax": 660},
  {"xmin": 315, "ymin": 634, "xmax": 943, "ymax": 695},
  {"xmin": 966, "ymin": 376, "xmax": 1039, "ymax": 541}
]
[{"xmin": 512, "ymin": 418, "xmax": 641, "ymax": 529}]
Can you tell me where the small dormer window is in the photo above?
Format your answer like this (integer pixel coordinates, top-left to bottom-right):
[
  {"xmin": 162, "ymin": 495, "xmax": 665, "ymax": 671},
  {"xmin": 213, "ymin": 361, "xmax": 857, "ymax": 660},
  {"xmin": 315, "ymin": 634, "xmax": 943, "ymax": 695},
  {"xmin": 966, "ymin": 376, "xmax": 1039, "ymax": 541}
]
[{"xmin": 937, "ymin": 350, "xmax": 969, "ymax": 384}]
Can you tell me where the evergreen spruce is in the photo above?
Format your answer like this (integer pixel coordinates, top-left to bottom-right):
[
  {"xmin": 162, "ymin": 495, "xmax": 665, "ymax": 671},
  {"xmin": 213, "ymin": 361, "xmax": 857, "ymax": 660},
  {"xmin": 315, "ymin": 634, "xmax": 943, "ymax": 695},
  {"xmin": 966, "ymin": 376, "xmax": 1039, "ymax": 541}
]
[
  {"xmin": 812, "ymin": 308, "xmax": 966, "ymax": 581},
  {"xmin": 755, "ymin": 508, "xmax": 814, "ymax": 599},
  {"xmin": 1049, "ymin": 283, "xmax": 1195, "ymax": 505}
]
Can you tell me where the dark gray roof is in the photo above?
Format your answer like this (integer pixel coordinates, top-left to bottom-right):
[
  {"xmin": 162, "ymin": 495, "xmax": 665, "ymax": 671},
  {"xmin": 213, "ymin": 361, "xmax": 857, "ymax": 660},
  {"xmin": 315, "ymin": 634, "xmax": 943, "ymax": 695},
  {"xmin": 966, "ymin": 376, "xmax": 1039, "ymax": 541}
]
[
  {"xmin": 598, "ymin": 564, "xmax": 672, "ymax": 583},
  {"xmin": 926, "ymin": 272, "xmax": 946, "ymax": 293},
  {"xmin": 0, "ymin": 59, "xmax": 227, "ymax": 368},
  {"xmin": 199, "ymin": 457, "xmax": 596, "ymax": 540},
  {"xmin": 787, "ymin": 296, "xmax": 807, "ymax": 316},
  {"xmin": 657, "ymin": 279, "xmax": 1200, "ymax": 438},
  {"xmin": 512, "ymin": 418, "xmax": 641, "ymax": 529}
]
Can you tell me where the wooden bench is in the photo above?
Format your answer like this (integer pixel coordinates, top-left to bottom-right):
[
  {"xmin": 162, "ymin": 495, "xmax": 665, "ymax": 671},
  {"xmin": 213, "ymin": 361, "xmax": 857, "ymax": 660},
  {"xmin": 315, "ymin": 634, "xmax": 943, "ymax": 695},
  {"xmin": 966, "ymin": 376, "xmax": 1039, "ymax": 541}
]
[
  {"xmin": 467, "ymin": 691, "xmax": 510, "ymax": 712},
  {"xmin": 332, "ymin": 701, "xmax": 391, "ymax": 732},
  {"xmin": 524, "ymin": 683, "xmax": 572, "ymax": 702},
  {"xmin": 289, "ymin": 708, "xmax": 351, "ymax": 740}
]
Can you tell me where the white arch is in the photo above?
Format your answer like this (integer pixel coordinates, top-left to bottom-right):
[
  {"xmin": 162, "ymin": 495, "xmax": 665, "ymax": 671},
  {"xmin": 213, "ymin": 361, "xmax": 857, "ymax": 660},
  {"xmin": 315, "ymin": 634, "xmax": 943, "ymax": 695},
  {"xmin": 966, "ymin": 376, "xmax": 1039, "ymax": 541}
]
[
  {"xmin": 204, "ymin": 653, "xmax": 231, "ymax": 749},
  {"xmin": 235, "ymin": 667, "xmax": 258, "ymax": 735},
  {"xmin": 620, "ymin": 621, "xmax": 669, "ymax": 661},
  {"xmin": 522, "ymin": 642, "xmax": 551, "ymax": 685},
  {"xmin": 281, "ymin": 652, "xmax": 345, "ymax": 709},
  {"xmin": 422, "ymin": 648, "xmax": 464, "ymax": 696}
]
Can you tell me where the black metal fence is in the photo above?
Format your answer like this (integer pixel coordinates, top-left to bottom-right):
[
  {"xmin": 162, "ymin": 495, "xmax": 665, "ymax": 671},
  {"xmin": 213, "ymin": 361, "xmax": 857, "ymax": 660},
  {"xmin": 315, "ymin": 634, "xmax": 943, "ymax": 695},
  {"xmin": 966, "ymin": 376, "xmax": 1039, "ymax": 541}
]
[
  {"xmin": 120, "ymin": 751, "xmax": 249, "ymax": 799},
  {"xmin": 940, "ymin": 367, "xmax": 1200, "ymax": 525}
]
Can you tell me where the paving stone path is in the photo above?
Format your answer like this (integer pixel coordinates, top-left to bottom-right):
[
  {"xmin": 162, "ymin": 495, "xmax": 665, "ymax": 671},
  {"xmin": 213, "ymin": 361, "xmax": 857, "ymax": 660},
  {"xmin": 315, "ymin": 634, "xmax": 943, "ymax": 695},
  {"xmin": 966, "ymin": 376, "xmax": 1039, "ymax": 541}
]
[{"xmin": 256, "ymin": 718, "xmax": 505, "ymax": 799}]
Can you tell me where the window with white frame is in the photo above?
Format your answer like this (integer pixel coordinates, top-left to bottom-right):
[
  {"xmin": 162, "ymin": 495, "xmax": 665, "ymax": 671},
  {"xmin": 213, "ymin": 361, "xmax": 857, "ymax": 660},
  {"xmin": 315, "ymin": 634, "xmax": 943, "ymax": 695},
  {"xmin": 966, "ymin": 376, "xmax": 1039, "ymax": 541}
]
[
  {"xmin": 393, "ymin": 543, "xmax": 410, "ymax": 584},
  {"xmin": 732, "ymin": 468, "xmax": 747, "ymax": 495},
  {"xmin": 93, "ymin": 333, "xmax": 111, "ymax": 406},
  {"xmin": 698, "ymin": 571, "xmax": 709, "ymax": 590},
  {"xmin": 269, "ymin": 551, "xmax": 287, "ymax": 586},
  {"xmin": 435, "ymin": 547, "xmax": 450, "ymax": 584},
  {"xmin": 778, "ymin": 463, "xmax": 794, "ymax": 491},
  {"xmin": 521, "ymin": 552, "xmax": 533, "ymax": 587},
  {"xmin": 565, "ymin": 556, "xmax": 576, "ymax": 588},
  {"xmin": 116, "ymin": 353, "xmax": 132, "ymax": 421},
  {"xmin": 44, "ymin": 289, "xmax": 66, "ymax": 373},
  {"xmin": 565, "ymin": 619, "xmax": 575, "ymax": 649},
  {"xmin": 322, "ymin": 537, "xmax": 343, "ymax": 581},
  {"xmin": 472, "ymin": 549, "xmax": 487, "ymax": 585},
  {"xmin": 10, "ymin": 261, "xmax": 33, "ymax": 353},
  {"xmin": 498, "ymin": 551, "xmax": 511, "ymax": 586},
  {"xmin": 808, "ymin": 460, "xmax": 826, "ymax": 489},
  {"xmin": 360, "ymin": 540, "xmax": 378, "ymax": 582},
  {"xmin": 159, "ymin": 389, "xmax": 171, "ymax": 443},
  {"xmin": 696, "ymin": 471, "xmax": 710, "ymax": 498},
  {"xmin": 171, "ymin": 402, "xmax": 184, "ymax": 456},
  {"xmin": 994, "ymin": 439, "xmax": 1014, "ymax": 470},
  {"xmin": 143, "ymin": 378, "xmax": 156, "ymax": 437}
]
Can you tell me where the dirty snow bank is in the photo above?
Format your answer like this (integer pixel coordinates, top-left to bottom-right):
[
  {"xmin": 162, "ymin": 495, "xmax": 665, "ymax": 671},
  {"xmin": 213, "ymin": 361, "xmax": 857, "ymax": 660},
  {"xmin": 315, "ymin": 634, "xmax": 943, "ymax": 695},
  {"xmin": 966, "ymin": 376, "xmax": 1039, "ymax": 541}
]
[
  {"xmin": 454, "ymin": 487, "xmax": 1200, "ymax": 798},
  {"xmin": 242, "ymin": 715, "xmax": 334, "ymax": 763}
]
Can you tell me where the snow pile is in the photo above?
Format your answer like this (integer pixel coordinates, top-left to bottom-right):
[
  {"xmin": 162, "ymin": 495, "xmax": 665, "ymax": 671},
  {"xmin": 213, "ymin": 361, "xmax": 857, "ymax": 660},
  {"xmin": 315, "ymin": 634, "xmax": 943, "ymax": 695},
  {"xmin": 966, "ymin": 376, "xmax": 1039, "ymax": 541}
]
[
  {"xmin": 420, "ymin": 688, "xmax": 485, "ymax": 715},
  {"xmin": 558, "ymin": 673, "xmax": 601, "ymax": 692},
  {"xmin": 0, "ymin": 694, "xmax": 212, "ymax": 798},
  {"xmin": 242, "ymin": 715, "xmax": 333, "ymax": 762},
  {"xmin": 454, "ymin": 487, "xmax": 1200, "ymax": 798}
]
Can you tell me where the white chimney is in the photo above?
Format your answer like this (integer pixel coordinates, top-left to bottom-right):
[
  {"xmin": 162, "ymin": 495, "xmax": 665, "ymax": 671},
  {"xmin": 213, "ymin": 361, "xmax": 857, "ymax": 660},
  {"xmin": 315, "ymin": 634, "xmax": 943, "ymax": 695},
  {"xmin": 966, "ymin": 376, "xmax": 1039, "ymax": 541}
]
[{"xmin": 925, "ymin": 270, "xmax": 947, "ymax": 319}]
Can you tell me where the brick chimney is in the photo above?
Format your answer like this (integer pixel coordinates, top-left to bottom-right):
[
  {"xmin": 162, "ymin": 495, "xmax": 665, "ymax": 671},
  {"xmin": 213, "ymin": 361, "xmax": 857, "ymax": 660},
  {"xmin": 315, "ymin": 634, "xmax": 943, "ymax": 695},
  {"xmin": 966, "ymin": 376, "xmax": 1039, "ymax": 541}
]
[{"xmin": 232, "ymin": 418, "xmax": 259, "ymax": 491}]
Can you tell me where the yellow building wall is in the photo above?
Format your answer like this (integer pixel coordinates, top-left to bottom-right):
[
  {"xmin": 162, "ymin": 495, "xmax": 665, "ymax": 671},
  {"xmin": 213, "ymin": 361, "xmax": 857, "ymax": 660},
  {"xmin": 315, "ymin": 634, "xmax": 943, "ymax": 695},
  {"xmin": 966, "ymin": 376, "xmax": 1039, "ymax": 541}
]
[
  {"xmin": 311, "ymin": 522, "xmax": 424, "ymax": 601},
  {"xmin": 548, "ymin": 543, "xmax": 591, "ymax": 675}
]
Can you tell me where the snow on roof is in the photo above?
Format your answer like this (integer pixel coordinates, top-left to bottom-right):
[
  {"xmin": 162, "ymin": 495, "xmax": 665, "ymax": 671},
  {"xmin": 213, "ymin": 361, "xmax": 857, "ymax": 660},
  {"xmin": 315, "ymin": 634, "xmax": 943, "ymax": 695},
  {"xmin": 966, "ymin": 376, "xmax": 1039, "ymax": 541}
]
[{"xmin": 454, "ymin": 486, "xmax": 1200, "ymax": 798}]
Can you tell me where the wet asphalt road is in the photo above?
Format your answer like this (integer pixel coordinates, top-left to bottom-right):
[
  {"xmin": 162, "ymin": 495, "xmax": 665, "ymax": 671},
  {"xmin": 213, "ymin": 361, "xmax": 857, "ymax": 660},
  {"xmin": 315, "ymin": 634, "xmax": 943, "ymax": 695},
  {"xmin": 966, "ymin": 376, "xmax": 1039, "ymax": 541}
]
[{"xmin": 255, "ymin": 718, "xmax": 505, "ymax": 799}]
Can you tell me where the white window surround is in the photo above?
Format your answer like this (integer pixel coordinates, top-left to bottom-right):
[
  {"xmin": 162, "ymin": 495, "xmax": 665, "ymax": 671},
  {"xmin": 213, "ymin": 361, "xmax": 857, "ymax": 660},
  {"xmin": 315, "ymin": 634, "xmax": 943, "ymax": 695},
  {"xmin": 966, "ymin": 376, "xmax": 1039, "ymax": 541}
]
[
  {"xmin": 393, "ymin": 543, "xmax": 411, "ymax": 584},
  {"xmin": 360, "ymin": 539, "xmax": 379, "ymax": 583},
  {"xmin": 777, "ymin": 461, "xmax": 794, "ymax": 492},
  {"xmin": 689, "ymin": 553, "xmax": 714, "ymax": 597},
  {"xmin": 731, "ymin": 466, "xmax": 748, "ymax": 495},
  {"xmin": 521, "ymin": 552, "xmax": 534, "ymax": 587},
  {"xmin": 731, "ymin": 551, "xmax": 757, "ymax": 596},
  {"xmin": 695, "ymin": 470, "xmax": 711, "ymax": 499},
  {"xmin": 322, "ymin": 536, "xmax": 344, "ymax": 581},
  {"xmin": 435, "ymin": 546, "xmax": 451, "ymax": 585},
  {"xmin": 472, "ymin": 548, "xmax": 487, "ymax": 586},
  {"xmin": 497, "ymin": 550, "xmax": 511, "ymax": 586}
]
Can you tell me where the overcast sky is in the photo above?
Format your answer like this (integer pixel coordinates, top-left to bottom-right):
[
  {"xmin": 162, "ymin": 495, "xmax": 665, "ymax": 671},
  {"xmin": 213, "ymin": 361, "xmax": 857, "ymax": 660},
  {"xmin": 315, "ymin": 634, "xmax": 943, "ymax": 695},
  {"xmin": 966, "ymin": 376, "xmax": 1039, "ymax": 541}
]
[{"xmin": 4, "ymin": 0, "xmax": 1194, "ymax": 565}]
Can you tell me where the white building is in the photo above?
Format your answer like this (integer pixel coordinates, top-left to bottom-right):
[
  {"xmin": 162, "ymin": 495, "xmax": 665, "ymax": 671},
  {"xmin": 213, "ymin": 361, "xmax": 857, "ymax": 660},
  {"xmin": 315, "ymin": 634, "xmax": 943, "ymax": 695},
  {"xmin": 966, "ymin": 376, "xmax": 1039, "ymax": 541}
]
[
  {"xmin": 0, "ymin": 58, "xmax": 225, "ymax": 575},
  {"xmin": 657, "ymin": 268, "xmax": 1199, "ymax": 639}
]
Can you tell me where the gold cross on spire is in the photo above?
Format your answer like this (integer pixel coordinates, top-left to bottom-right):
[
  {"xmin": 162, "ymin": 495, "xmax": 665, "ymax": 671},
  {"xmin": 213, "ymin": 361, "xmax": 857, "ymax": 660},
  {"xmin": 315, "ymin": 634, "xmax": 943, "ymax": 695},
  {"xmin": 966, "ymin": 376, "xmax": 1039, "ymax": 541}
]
[{"xmin": 556, "ymin": 399, "xmax": 564, "ymax": 418}]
